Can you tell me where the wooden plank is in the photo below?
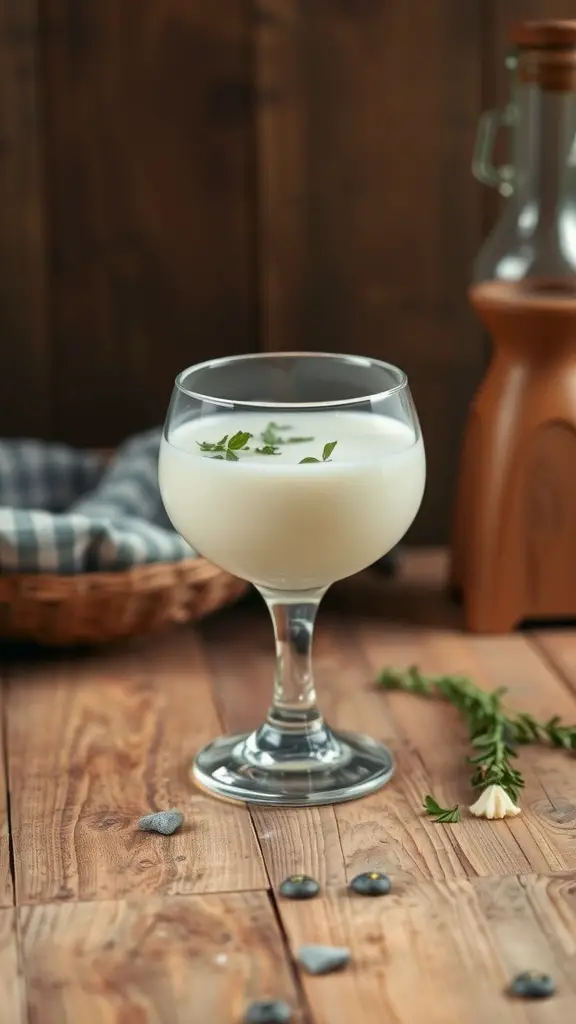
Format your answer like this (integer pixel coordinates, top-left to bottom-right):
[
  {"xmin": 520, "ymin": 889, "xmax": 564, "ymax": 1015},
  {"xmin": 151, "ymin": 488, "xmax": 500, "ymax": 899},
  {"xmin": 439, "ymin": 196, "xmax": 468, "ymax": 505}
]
[
  {"xmin": 6, "ymin": 632, "xmax": 267, "ymax": 904},
  {"xmin": 532, "ymin": 632, "xmax": 576, "ymax": 701},
  {"xmin": 43, "ymin": 0, "xmax": 256, "ymax": 445},
  {"xmin": 0, "ymin": 0, "xmax": 50, "ymax": 437},
  {"xmin": 0, "ymin": 683, "xmax": 13, "ymax": 908},
  {"xmin": 277, "ymin": 875, "xmax": 576, "ymax": 1024},
  {"xmin": 255, "ymin": 0, "xmax": 485, "ymax": 542},
  {"xmin": 358, "ymin": 624, "xmax": 576, "ymax": 876},
  {"xmin": 0, "ymin": 909, "xmax": 24, "ymax": 1023},
  {"xmin": 20, "ymin": 891, "xmax": 304, "ymax": 1023}
]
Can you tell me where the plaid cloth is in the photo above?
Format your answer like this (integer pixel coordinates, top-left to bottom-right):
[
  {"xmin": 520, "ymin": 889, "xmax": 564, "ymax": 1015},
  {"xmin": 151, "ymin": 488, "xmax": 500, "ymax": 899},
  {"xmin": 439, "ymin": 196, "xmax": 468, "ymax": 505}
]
[{"xmin": 0, "ymin": 429, "xmax": 194, "ymax": 573}]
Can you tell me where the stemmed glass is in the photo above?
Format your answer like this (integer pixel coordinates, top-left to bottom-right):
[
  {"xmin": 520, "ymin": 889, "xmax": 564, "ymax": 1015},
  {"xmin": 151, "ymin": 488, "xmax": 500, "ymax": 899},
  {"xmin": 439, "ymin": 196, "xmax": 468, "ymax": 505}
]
[{"xmin": 159, "ymin": 352, "xmax": 425, "ymax": 806}]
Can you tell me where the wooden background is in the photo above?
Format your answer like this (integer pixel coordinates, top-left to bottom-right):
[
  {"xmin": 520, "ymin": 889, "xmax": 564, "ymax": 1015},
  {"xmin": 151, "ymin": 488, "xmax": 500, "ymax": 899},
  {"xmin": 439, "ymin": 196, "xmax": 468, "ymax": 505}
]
[{"xmin": 0, "ymin": 0, "xmax": 573, "ymax": 542}]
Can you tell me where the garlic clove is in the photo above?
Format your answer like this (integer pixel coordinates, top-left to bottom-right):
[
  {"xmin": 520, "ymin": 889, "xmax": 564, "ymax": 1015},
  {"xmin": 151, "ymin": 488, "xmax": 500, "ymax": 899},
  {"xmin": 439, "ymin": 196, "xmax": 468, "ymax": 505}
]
[{"xmin": 469, "ymin": 784, "xmax": 521, "ymax": 819}]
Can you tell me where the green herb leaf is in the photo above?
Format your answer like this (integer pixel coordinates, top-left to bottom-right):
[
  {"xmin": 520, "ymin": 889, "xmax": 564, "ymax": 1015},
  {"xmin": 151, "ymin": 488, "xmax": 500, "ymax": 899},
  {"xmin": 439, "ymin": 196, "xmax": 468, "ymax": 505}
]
[
  {"xmin": 198, "ymin": 429, "xmax": 253, "ymax": 461},
  {"xmin": 322, "ymin": 441, "xmax": 338, "ymax": 461},
  {"xmin": 228, "ymin": 430, "xmax": 252, "ymax": 451},
  {"xmin": 261, "ymin": 422, "xmax": 314, "ymax": 447},
  {"xmin": 299, "ymin": 440, "xmax": 339, "ymax": 464},
  {"xmin": 423, "ymin": 795, "xmax": 460, "ymax": 823},
  {"xmin": 261, "ymin": 424, "xmax": 282, "ymax": 446},
  {"xmin": 255, "ymin": 445, "xmax": 281, "ymax": 456}
]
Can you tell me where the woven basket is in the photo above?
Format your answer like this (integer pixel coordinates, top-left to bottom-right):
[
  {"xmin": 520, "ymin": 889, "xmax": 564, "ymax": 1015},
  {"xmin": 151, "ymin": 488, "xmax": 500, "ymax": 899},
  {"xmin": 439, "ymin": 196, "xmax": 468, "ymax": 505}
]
[
  {"xmin": 0, "ymin": 557, "xmax": 248, "ymax": 646},
  {"xmin": 0, "ymin": 445, "xmax": 248, "ymax": 645}
]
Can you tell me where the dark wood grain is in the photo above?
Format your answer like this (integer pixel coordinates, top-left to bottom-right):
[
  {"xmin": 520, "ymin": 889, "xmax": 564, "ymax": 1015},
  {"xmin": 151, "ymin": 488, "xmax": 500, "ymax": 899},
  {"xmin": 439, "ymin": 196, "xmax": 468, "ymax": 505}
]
[
  {"xmin": 0, "ymin": 0, "xmax": 50, "ymax": 438},
  {"xmin": 255, "ymin": 0, "xmax": 486, "ymax": 542},
  {"xmin": 20, "ymin": 892, "xmax": 304, "ymax": 1024},
  {"xmin": 42, "ymin": 0, "xmax": 257, "ymax": 445},
  {"xmin": 3, "ymin": 1, "xmax": 574, "ymax": 540}
]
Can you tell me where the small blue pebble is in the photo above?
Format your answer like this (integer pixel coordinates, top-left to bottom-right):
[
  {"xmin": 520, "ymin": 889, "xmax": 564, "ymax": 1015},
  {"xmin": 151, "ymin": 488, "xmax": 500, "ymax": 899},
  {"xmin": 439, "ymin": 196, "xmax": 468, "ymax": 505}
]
[
  {"xmin": 297, "ymin": 944, "xmax": 350, "ymax": 975},
  {"xmin": 138, "ymin": 809, "xmax": 184, "ymax": 835},
  {"xmin": 510, "ymin": 971, "xmax": 556, "ymax": 999},
  {"xmin": 350, "ymin": 871, "xmax": 391, "ymax": 896},
  {"xmin": 279, "ymin": 875, "xmax": 320, "ymax": 900},
  {"xmin": 244, "ymin": 999, "xmax": 292, "ymax": 1023}
]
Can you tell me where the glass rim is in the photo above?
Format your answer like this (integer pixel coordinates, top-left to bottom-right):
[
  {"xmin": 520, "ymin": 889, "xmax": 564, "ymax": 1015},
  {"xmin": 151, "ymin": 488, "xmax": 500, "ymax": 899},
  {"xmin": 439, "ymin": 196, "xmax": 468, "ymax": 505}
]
[{"xmin": 174, "ymin": 351, "xmax": 409, "ymax": 409}]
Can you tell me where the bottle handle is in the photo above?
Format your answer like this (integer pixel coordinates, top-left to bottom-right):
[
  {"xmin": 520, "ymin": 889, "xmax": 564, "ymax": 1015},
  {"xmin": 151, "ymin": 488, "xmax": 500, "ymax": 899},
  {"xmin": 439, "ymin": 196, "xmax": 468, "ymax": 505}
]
[{"xmin": 472, "ymin": 51, "xmax": 517, "ymax": 197}]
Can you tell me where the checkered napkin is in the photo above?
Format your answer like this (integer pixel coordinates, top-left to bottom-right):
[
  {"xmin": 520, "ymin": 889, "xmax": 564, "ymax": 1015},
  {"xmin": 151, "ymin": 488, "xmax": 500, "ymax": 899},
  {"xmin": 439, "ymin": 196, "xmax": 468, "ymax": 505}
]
[{"xmin": 0, "ymin": 429, "xmax": 194, "ymax": 573}]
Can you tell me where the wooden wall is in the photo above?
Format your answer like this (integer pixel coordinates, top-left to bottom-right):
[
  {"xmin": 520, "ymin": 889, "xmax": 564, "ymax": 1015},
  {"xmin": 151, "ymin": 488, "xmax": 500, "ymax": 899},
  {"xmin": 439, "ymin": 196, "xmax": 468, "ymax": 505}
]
[{"xmin": 0, "ymin": 0, "xmax": 573, "ymax": 541}]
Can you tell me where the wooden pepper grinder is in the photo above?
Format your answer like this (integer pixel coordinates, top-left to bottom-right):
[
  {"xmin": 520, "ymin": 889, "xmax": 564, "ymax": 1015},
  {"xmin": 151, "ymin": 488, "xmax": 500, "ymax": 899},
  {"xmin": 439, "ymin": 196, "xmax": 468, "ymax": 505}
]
[{"xmin": 452, "ymin": 20, "xmax": 576, "ymax": 633}]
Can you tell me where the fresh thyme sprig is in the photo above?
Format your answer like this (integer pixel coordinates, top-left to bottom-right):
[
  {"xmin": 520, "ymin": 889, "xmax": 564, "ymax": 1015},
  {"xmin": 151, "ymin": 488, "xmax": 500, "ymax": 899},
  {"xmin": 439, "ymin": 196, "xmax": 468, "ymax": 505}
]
[
  {"xmin": 423, "ymin": 795, "xmax": 460, "ymax": 823},
  {"xmin": 377, "ymin": 665, "xmax": 576, "ymax": 814},
  {"xmin": 197, "ymin": 423, "xmax": 337, "ymax": 463},
  {"xmin": 299, "ymin": 441, "xmax": 338, "ymax": 464},
  {"xmin": 197, "ymin": 430, "xmax": 253, "ymax": 461}
]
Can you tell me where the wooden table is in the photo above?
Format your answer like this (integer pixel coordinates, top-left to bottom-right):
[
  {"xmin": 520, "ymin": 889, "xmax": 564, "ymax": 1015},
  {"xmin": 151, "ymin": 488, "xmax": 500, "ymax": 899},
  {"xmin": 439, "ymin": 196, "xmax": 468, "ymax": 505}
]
[{"xmin": 2, "ymin": 550, "xmax": 576, "ymax": 1022}]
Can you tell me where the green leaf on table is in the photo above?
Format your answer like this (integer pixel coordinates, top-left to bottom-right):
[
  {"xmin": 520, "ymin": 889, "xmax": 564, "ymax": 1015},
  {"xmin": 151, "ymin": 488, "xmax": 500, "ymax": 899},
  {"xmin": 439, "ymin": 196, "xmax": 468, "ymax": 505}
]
[{"xmin": 423, "ymin": 794, "xmax": 460, "ymax": 823}]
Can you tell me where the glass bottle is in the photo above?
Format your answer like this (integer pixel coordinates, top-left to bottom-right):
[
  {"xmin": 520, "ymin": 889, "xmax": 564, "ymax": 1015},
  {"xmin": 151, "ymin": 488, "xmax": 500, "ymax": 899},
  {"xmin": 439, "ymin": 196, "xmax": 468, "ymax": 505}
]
[{"xmin": 452, "ymin": 20, "xmax": 576, "ymax": 633}]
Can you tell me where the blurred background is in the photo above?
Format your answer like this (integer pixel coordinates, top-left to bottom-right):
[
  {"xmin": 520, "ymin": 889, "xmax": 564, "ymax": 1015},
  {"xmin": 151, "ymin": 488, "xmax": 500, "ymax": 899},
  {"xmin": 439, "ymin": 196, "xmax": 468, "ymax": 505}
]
[{"xmin": 0, "ymin": 0, "xmax": 573, "ymax": 544}]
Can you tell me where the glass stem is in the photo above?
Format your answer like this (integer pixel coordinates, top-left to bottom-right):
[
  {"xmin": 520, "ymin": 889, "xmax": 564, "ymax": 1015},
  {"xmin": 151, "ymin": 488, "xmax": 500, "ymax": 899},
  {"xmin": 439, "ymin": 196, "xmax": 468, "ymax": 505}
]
[{"xmin": 258, "ymin": 587, "xmax": 326, "ymax": 732}]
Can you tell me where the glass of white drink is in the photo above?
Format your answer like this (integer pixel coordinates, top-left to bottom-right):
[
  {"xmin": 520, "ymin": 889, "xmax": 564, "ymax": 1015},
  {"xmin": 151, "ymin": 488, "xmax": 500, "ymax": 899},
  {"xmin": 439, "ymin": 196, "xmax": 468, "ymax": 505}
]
[{"xmin": 159, "ymin": 352, "xmax": 425, "ymax": 805}]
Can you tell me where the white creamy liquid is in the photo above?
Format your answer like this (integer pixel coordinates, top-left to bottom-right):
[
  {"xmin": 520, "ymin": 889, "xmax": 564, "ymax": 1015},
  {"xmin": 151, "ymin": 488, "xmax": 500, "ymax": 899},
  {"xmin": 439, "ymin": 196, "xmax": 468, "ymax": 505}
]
[{"xmin": 159, "ymin": 411, "xmax": 425, "ymax": 591}]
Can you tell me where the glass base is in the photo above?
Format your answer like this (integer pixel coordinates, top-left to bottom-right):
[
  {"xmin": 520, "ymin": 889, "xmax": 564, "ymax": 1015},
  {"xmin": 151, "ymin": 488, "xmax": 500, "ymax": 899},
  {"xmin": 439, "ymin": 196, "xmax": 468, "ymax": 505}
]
[{"xmin": 193, "ymin": 726, "xmax": 395, "ymax": 806}]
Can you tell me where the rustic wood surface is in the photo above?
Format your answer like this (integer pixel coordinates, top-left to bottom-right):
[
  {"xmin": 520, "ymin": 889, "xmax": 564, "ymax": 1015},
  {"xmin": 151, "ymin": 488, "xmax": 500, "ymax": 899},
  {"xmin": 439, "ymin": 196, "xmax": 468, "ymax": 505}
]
[{"xmin": 2, "ymin": 549, "xmax": 576, "ymax": 1021}]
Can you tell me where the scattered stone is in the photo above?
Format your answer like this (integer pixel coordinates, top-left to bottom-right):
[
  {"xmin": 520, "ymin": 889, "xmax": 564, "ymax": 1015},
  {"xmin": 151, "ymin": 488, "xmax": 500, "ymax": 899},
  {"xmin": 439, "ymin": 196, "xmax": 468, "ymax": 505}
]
[
  {"xmin": 509, "ymin": 971, "xmax": 556, "ymax": 999},
  {"xmin": 279, "ymin": 874, "xmax": 320, "ymax": 899},
  {"xmin": 244, "ymin": 999, "xmax": 292, "ymax": 1023},
  {"xmin": 297, "ymin": 944, "xmax": 350, "ymax": 975},
  {"xmin": 138, "ymin": 808, "xmax": 184, "ymax": 835},
  {"xmin": 350, "ymin": 871, "xmax": 391, "ymax": 896}
]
